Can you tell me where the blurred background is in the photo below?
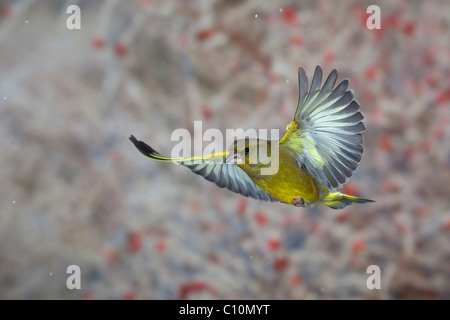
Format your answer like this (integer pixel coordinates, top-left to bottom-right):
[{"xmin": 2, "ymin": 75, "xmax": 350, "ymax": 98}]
[{"xmin": 0, "ymin": 0, "xmax": 449, "ymax": 299}]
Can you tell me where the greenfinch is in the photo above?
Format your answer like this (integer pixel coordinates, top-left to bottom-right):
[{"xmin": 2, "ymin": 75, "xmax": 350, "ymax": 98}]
[{"xmin": 130, "ymin": 66, "xmax": 374, "ymax": 209}]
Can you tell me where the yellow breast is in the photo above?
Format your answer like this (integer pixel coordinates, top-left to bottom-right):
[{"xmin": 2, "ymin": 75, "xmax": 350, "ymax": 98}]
[{"xmin": 238, "ymin": 146, "xmax": 319, "ymax": 205}]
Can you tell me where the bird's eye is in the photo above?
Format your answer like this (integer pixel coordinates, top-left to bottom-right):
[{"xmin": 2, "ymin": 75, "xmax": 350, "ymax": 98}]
[{"xmin": 244, "ymin": 147, "xmax": 250, "ymax": 154}]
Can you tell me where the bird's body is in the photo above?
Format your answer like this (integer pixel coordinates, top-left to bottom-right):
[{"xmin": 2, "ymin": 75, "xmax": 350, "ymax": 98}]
[
  {"xmin": 130, "ymin": 66, "xmax": 374, "ymax": 209},
  {"xmin": 236, "ymin": 141, "xmax": 319, "ymax": 205}
]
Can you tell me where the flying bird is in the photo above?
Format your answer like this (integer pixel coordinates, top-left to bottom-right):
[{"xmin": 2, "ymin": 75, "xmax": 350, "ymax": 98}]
[{"xmin": 130, "ymin": 66, "xmax": 374, "ymax": 209}]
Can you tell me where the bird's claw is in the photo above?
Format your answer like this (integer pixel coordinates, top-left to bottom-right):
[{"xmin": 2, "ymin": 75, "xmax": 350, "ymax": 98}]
[{"xmin": 292, "ymin": 198, "xmax": 305, "ymax": 207}]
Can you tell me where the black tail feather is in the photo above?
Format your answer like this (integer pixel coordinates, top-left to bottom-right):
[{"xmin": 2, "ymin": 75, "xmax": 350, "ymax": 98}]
[{"xmin": 129, "ymin": 135, "xmax": 160, "ymax": 158}]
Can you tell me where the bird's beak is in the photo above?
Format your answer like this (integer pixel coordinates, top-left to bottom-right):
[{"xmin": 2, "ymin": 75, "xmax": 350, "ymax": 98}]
[
  {"xmin": 225, "ymin": 152, "xmax": 242, "ymax": 164},
  {"xmin": 225, "ymin": 152, "xmax": 236, "ymax": 164}
]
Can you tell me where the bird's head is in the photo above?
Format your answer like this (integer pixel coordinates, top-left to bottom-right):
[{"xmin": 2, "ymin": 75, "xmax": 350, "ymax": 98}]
[{"xmin": 226, "ymin": 138, "xmax": 274, "ymax": 169}]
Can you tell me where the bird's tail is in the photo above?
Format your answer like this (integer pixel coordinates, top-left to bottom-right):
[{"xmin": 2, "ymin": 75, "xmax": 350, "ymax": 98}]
[
  {"xmin": 129, "ymin": 135, "xmax": 227, "ymax": 162},
  {"xmin": 323, "ymin": 192, "xmax": 374, "ymax": 210},
  {"xmin": 129, "ymin": 135, "xmax": 174, "ymax": 161}
]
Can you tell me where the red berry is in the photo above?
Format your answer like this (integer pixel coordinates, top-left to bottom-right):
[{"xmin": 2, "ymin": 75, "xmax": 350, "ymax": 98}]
[
  {"xmin": 402, "ymin": 21, "xmax": 416, "ymax": 36},
  {"xmin": 98, "ymin": 245, "xmax": 119, "ymax": 261},
  {"xmin": 352, "ymin": 239, "xmax": 365, "ymax": 253},
  {"xmin": 91, "ymin": 37, "xmax": 104, "ymax": 50},
  {"xmin": 266, "ymin": 237, "xmax": 281, "ymax": 250},
  {"xmin": 196, "ymin": 28, "xmax": 214, "ymax": 41},
  {"xmin": 324, "ymin": 50, "xmax": 336, "ymax": 64},
  {"xmin": 179, "ymin": 281, "xmax": 206, "ymax": 299},
  {"xmin": 207, "ymin": 252, "xmax": 219, "ymax": 263},
  {"xmin": 137, "ymin": 0, "xmax": 152, "ymax": 8},
  {"xmin": 190, "ymin": 281, "xmax": 205, "ymax": 291},
  {"xmin": 380, "ymin": 179, "xmax": 398, "ymax": 193},
  {"xmin": 106, "ymin": 249, "xmax": 119, "ymax": 261},
  {"xmin": 378, "ymin": 134, "xmax": 393, "ymax": 152},
  {"xmin": 115, "ymin": 42, "xmax": 128, "ymax": 57},
  {"xmin": 81, "ymin": 290, "xmax": 94, "ymax": 300},
  {"xmin": 336, "ymin": 211, "xmax": 349, "ymax": 223},
  {"xmin": 384, "ymin": 14, "xmax": 399, "ymax": 28},
  {"xmin": 444, "ymin": 217, "xmax": 450, "ymax": 230},
  {"xmin": 351, "ymin": 3, "xmax": 366, "ymax": 26},
  {"xmin": 365, "ymin": 65, "xmax": 377, "ymax": 80},
  {"xmin": 208, "ymin": 285, "xmax": 218, "ymax": 295},
  {"xmin": 342, "ymin": 182, "xmax": 357, "ymax": 196},
  {"xmin": 371, "ymin": 106, "xmax": 384, "ymax": 119},
  {"xmin": 155, "ymin": 238, "xmax": 166, "ymax": 253},
  {"xmin": 282, "ymin": 213, "xmax": 293, "ymax": 226},
  {"xmin": 189, "ymin": 200, "xmax": 201, "ymax": 212},
  {"xmin": 434, "ymin": 90, "xmax": 450, "ymax": 106},
  {"xmin": 290, "ymin": 36, "xmax": 303, "ymax": 46},
  {"xmin": 310, "ymin": 221, "xmax": 321, "ymax": 234},
  {"xmin": 425, "ymin": 74, "xmax": 438, "ymax": 88},
  {"xmin": 268, "ymin": 73, "xmax": 279, "ymax": 84},
  {"xmin": 289, "ymin": 274, "xmax": 302, "ymax": 287},
  {"xmin": 122, "ymin": 291, "xmax": 135, "ymax": 300},
  {"xmin": 282, "ymin": 7, "xmax": 297, "ymax": 25},
  {"xmin": 129, "ymin": 231, "xmax": 144, "ymax": 253},
  {"xmin": 415, "ymin": 206, "xmax": 428, "ymax": 218},
  {"xmin": 273, "ymin": 257, "xmax": 289, "ymax": 270},
  {"xmin": 1, "ymin": 5, "xmax": 11, "ymax": 19},
  {"xmin": 363, "ymin": 90, "xmax": 375, "ymax": 101},
  {"xmin": 236, "ymin": 198, "xmax": 247, "ymax": 214},
  {"xmin": 255, "ymin": 212, "xmax": 268, "ymax": 226},
  {"xmin": 201, "ymin": 105, "xmax": 213, "ymax": 119},
  {"xmin": 373, "ymin": 28, "xmax": 385, "ymax": 40}
]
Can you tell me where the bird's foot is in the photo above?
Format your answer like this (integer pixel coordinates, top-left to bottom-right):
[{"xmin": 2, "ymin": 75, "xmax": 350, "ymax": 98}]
[{"xmin": 292, "ymin": 198, "xmax": 305, "ymax": 207}]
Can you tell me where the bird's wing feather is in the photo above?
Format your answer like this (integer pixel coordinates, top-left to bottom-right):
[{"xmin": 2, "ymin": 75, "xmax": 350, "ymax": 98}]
[
  {"xmin": 182, "ymin": 161, "xmax": 279, "ymax": 202},
  {"xmin": 128, "ymin": 135, "xmax": 278, "ymax": 202},
  {"xmin": 281, "ymin": 65, "xmax": 365, "ymax": 191}
]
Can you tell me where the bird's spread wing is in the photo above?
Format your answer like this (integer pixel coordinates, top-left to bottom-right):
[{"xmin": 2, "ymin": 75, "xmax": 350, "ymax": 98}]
[
  {"xmin": 279, "ymin": 65, "xmax": 365, "ymax": 191},
  {"xmin": 129, "ymin": 135, "xmax": 278, "ymax": 202},
  {"xmin": 182, "ymin": 161, "xmax": 278, "ymax": 202}
]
